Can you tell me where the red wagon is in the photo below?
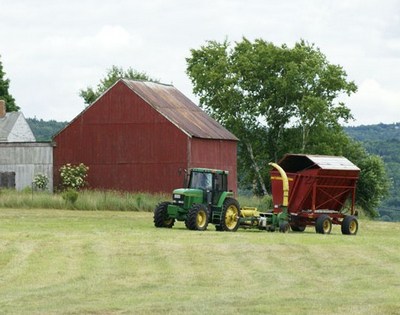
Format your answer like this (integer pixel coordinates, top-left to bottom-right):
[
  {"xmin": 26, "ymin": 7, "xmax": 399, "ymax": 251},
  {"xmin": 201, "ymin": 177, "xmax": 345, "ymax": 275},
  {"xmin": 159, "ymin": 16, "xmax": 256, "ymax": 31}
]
[{"xmin": 270, "ymin": 154, "xmax": 360, "ymax": 234}]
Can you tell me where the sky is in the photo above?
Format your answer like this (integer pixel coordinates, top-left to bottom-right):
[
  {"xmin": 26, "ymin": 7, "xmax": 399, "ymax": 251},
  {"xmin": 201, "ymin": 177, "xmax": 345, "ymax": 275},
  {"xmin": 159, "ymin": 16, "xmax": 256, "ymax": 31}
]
[{"xmin": 0, "ymin": 0, "xmax": 399, "ymax": 126}]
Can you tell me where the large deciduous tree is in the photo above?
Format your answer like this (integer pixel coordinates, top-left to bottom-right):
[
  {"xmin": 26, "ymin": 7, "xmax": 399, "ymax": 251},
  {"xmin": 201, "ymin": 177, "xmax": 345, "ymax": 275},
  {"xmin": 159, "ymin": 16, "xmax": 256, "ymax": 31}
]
[
  {"xmin": 186, "ymin": 38, "xmax": 357, "ymax": 195},
  {"xmin": 0, "ymin": 55, "xmax": 19, "ymax": 112},
  {"xmin": 80, "ymin": 66, "xmax": 158, "ymax": 105},
  {"xmin": 186, "ymin": 38, "xmax": 389, "ymax": 217}
]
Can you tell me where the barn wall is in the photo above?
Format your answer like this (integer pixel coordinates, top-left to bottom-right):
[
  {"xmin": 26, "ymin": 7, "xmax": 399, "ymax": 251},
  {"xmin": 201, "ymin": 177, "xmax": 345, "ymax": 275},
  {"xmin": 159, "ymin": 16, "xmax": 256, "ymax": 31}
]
[
  {"xmin": 190, "ymin": 138, "xmax": 237, "ymax": 194},
  {"xmin": 53, "ymin": 81, "xmax": 189, "ymax": 193},
  {"xmin": 0, "ymin": 142, "xmax": 53, "ymax": 191}
]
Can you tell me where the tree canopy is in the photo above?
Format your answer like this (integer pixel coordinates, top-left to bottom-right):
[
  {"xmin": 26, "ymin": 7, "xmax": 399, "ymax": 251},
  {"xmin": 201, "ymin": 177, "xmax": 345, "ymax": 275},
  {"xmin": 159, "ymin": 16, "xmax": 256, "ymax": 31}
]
[
  {"xmin": 186, "ymin": 38, "xmax": 389, "ymax": 217},
  {"xmin": 0, "ymin": 55, "xmax": 19, "ymax": 112},
  {"xmin": 79, "ymin": 66, "xmax": 158, "ymax": 105}
]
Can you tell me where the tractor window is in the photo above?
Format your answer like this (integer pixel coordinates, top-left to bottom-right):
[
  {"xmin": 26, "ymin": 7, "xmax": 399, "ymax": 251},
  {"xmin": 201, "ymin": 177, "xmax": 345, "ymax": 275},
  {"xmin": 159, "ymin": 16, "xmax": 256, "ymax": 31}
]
[
  {"xmin": 214, "ymin": 173, "xmax": 227, "ymax": 192},
  {"xmin": 189, "ymin": 172, "xmax": 212, "ymax": 190}
]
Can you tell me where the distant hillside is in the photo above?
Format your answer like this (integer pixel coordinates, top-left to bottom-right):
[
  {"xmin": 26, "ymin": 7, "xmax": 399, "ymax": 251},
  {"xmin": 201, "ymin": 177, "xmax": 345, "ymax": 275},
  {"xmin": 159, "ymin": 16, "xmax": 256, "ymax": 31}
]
[
  {"xmin": 345, "ymin": 123, "xmax": 400, "ymax": 142},
  {"xmin": 27, "ymin": 118, "xmax": 68, "ymax": 142},
  {"xmin": 345, "ymin": 122, "xmax": 400, "ymax": 221}
]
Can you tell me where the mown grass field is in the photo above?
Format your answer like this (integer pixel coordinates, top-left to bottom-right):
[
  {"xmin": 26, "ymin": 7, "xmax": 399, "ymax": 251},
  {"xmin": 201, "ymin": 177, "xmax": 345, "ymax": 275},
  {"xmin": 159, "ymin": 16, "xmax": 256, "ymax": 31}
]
[{"xmin": 1, "ymin": 209, "xmax": 399, "ymax": 314}]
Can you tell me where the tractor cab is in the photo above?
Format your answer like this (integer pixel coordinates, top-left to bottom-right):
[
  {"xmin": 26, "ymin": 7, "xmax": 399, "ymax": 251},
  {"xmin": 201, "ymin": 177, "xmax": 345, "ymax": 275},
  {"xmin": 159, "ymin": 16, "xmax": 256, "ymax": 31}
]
[{"xmin": 187, "ymin": 168, "xmax": 228, "ymax": 205}]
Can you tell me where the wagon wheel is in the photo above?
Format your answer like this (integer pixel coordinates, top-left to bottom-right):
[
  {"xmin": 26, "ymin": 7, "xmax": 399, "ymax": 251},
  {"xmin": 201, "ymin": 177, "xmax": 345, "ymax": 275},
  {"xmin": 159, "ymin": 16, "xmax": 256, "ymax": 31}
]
[
  {"xmin": 279, "ymin": 222, "xmax": 290, "ymax": 233},
  {"xmin": 291, "ymin": 224, "xmax": 306, "ymax": 232},
  {"xmin": 185, "ymin": 204, "xmax": 209, "ymax": 231},
  {"xmin": 315, "ymin": 214, "xmax": 332, "ymax": 234},
  {"xmin": 154, "ymin": 202, "xmax": 175, "ymax": 228},
  {"xmin": 220, "ymin": 198, "xmax": 241, "ymax": 232},
  {"xmin": 341, "ymin": 216, "xmax": 358, "ymax": 235}
]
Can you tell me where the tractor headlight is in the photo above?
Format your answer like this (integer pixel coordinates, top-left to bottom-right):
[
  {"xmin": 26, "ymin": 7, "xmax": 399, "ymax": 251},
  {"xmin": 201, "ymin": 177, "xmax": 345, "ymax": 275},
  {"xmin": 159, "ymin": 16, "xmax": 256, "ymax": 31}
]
[{"xmin": 173, "ymin": 194, "xmax": 184, "ymax": 205}]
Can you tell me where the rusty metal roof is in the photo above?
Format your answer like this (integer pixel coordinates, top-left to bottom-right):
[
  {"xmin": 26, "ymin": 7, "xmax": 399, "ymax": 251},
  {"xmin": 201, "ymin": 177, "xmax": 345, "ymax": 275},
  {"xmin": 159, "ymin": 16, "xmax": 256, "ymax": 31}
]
[{"xmin": 122, "ymin": 79, "xmax": 238, "ymax": 141}]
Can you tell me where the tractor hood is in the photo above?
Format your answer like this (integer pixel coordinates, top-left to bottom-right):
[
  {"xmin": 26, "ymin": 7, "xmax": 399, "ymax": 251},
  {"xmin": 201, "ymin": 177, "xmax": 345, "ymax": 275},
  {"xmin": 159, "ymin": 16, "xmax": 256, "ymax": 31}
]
[{"xmin": 173, "ymin": 188, "xmax": 203, "ymax": 196}]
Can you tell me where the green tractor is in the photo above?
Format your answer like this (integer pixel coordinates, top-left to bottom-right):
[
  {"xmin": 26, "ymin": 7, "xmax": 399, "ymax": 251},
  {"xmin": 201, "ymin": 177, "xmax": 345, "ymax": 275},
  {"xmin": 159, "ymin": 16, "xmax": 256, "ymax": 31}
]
[{"xmin": 154, "ymin": 168, "xmax": 240, "ymax": 231}]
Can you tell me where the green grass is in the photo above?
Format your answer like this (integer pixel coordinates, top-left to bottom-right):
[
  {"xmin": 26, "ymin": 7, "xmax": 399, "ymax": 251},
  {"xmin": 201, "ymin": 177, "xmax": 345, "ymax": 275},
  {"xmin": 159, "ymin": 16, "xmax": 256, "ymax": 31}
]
[
  {"xmin": 0, "ymin": 209, "xmax": 399, "ymax": 314},
  {"xmin": 0, "ymin": 189, "xmax": 168, "ymax": 211}
]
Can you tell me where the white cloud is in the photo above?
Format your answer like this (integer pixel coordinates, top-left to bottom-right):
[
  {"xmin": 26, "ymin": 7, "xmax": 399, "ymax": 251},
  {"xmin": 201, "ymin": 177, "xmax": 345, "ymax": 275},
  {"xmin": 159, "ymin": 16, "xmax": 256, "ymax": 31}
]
[
  {"xmin": 0, "ymin": 0, "xmax": 399, "ymax": 125},
  {"xmin": 347, "ymin": 79, "xmax": 400, "ymax": 125}
]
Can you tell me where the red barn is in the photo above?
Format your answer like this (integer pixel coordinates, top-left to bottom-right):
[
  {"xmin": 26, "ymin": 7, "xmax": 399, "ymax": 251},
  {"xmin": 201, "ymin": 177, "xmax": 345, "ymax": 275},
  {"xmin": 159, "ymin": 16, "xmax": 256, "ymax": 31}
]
[{"xmin": 53, "ymin": 79, "xmax": 238, "ymax": 193}]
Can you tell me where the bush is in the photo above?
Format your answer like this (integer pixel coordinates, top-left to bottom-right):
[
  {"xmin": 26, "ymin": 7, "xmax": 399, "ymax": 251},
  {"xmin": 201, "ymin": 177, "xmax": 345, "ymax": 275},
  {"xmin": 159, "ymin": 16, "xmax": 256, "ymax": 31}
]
[
  {"xmin": 60, "ymin": 163, "xmax": 89, "ymax": 190},
  {"xmin": 34, "ymin": 174, "xmax": 49, "ymax": 190},
  {"xmin": 62, "ymin": 189, "xmax": 79, "ymax": 205}
]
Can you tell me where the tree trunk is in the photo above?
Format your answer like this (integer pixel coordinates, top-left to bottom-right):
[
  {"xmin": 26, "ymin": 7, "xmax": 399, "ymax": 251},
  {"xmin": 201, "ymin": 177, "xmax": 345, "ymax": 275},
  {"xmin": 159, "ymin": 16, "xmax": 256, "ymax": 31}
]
[
  {"xmin": 245, "ymin": 142, "xmax": 269, "ymax": 196},
  {"xmin": 301, "ymin": 124, "xmax": 307, "ymax": 152}
]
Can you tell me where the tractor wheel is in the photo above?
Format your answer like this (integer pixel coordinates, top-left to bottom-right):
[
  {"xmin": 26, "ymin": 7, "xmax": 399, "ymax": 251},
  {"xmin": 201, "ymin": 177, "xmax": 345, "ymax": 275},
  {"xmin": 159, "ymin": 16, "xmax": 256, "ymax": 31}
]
[
  {"xmin": 341, "ymin": 216, "xmax": 358, "ymax": 235},
  {"xmin": 220, "ymin": 198, "xmax": 241, "ymax": 232},
  {"xmin": 185, "ymin": 204, "xmax": 209, "ymax": 231},
  {"xmin": 291, "ymin": 224, "xmax": 306, "ymax": 232},
  {"xmin": 154, "ymin": 202, "xmax": 175, "ymax": 228},
  {"xmin": 315, "ymin": 214, "xmax": 332, "ymax": 234},
  {"xmin": 279, "ymin": 222, "xmax": 290, "ymax": 233}
]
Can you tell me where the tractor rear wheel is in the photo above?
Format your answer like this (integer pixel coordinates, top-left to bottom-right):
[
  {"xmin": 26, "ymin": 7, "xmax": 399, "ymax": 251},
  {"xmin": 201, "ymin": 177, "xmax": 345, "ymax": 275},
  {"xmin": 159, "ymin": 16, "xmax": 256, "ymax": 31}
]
[
  {"xmin": 341, "ymin": 216, "xmax": 358, "ymax": 235},
  {"xmin": 154, "ymin": 202, "xmax": 175, "ymax": 228},
  {"xmin": 315, "ymin": 214, "xmax": 332, "ymax": 234},
  {"xmin": 185, "ymin": 204, "xmax": 209, "ymax": 231},
  {"xmin": 220, "ymin": 198, "xmax": 240, "ymax": 232}
]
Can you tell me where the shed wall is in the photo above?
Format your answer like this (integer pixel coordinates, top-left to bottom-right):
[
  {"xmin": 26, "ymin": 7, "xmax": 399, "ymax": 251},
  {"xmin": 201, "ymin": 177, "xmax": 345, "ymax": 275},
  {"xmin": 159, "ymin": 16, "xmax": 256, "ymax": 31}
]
[{"xmin": 0, "ymin": 143, "xmax": 53, "ymax": 190}]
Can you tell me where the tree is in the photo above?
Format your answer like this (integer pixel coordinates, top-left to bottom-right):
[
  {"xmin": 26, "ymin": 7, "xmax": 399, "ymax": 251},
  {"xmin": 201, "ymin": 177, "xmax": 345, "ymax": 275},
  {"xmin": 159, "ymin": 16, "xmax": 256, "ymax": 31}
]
[
  {"xmin": 0, "ymin": 55, "xmax": 19, "ymax": 112},
  {"xmin": 186, "ymin": 38, "xmax": 357, "ymax": 194},
  {"xmin": 79, "ymin": 66, "xmax": 159, "ymax": 105},
  {"xmin": 186, "ymin": 38, "xmax": 391, "ymax": 217}
]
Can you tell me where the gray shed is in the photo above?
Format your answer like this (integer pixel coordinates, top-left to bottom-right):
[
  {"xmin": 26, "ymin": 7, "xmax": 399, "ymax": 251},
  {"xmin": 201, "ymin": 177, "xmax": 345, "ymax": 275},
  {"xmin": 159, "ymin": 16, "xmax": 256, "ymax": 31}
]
[{"xmin": 0, "ymin": 100, "xmax": 53, "ymax": 191}]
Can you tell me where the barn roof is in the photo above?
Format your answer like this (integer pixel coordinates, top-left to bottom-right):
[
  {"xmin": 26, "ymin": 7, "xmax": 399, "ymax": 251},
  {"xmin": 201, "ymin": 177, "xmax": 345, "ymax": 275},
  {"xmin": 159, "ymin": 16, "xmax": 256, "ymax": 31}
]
[{"xmin": 122, "ymin": 79, "xmax": 238, "ymax": 141}]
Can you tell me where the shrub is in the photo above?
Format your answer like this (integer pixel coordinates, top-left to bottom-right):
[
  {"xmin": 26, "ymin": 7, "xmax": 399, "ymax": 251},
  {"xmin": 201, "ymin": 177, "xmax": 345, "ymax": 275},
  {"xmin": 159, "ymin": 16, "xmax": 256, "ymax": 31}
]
[
  {"xmin": 62, "ymin": 188, "xmax": 79, "ymax": 205},
  {"xmin": 34, "ymin": 174, "xmax": 49, "ymax": 190},
  {"xmin": 60, "ymin": 163, "xmax": 89, "ymax": 190}
]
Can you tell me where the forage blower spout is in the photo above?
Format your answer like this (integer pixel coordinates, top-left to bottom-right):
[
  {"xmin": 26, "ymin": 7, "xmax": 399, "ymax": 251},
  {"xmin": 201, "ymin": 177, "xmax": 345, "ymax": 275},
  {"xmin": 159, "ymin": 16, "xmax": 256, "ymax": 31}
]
[{"xmin": 269, "ymin": 162, "xmax": 289, "ymax": 207}]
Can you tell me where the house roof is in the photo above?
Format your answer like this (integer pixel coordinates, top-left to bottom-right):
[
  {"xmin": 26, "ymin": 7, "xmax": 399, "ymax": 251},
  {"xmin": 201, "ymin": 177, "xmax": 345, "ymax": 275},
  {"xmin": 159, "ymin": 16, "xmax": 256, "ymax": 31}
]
[
  {"xmin": 122, "ymin": 79, "xmax": 238, "ymax": 141},
  {"xmin": 0, "ymin": 112, "xmax": 18, "ymax": 141}
]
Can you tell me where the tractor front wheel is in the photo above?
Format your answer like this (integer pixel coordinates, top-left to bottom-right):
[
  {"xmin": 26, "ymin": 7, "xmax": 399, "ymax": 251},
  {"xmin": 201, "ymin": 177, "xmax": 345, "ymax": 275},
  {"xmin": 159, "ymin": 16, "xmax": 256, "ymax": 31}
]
[
  {"xmin": 154, "ymin": 202, "xmax": 175, "ymax": 228},
  {"xmin": 185, "ymin": 204, "xmax": 209, "ymax": 231},
  {"xmin": 341, "ymin": 216, "xmax": 358, "ymax": 235},
  {"xmin": 220, "ymin": 198, "xmax": 241, "ymax": 232},
  {"xmin": 315, "ymin": 214, "xmax": 332, "ymax": 234}
]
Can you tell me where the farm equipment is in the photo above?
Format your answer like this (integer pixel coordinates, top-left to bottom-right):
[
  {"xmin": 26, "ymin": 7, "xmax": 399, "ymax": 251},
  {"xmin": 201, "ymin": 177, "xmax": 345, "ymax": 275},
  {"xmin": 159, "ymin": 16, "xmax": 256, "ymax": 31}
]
[
  {"xmin": 154, "ymin": 168, "xmax": 242, "ymax": 231},
  {"xmin": 270, "ymin": 154, "xmax": 360, "ymax": 235},
  {"xmin": 236, "ymin": 154, "xmax": 360, "ymax": 235},
  {"xmin": 154, "ymin": 154, "xmax": 360, "ymax": 235}
]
